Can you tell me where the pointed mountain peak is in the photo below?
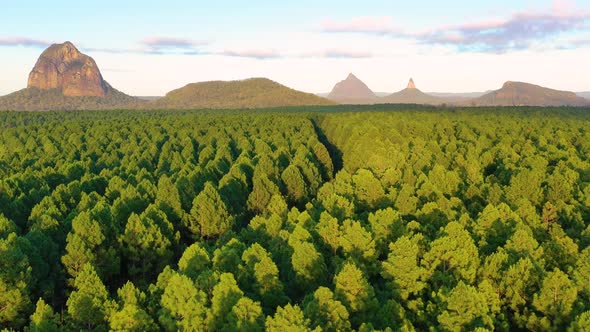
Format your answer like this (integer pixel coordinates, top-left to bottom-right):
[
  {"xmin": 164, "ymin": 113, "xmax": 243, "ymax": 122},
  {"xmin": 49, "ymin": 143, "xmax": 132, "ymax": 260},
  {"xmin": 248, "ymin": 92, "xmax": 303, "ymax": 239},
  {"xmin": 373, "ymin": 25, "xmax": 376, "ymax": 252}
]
[
  {"xmin": 347, "ymin": 73, "xmax": 359, "ymax": 80},
  {"xmin": 327, "ymin": 73, "xmax": 376, "ymax": 102},
  {"xmin": 407, "ymin": 78, "xmax": 416, "ymax": 89}
]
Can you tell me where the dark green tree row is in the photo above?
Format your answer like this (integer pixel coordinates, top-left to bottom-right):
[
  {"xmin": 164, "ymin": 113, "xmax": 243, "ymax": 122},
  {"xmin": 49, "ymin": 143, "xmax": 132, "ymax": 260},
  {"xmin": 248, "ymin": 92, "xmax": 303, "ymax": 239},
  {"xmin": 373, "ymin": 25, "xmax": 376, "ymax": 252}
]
[{"xmin": 0, "ymin": 107, "xmax": 589, "ymax": 331}]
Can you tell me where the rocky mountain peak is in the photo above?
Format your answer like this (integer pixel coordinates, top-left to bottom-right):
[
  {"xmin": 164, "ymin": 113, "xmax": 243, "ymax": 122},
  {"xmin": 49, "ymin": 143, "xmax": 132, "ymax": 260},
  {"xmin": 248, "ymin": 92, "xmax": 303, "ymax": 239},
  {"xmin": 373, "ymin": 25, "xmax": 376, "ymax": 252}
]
[
  {"xmin": 346, "ymin": 73, "xmax": 359, "ymax": 80},
  {"xmin": 27, "ymin": 41, "xmax": 108, "ymax": 97},
  {"xmin": 327, "ymin": 73, "xmax": 376, "ymax": 101},
  {"xmin": 407, "ymin": 78, "xmax": 416, "ymax": 89}
]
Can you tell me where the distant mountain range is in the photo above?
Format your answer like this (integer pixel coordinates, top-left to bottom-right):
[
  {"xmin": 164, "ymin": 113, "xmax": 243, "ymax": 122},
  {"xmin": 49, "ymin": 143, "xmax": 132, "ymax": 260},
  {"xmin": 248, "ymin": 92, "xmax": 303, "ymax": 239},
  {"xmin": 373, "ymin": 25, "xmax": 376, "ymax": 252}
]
[
  {"xmin": 324, "ymin": 73, "xmax": 590, "ymax": 107},
  {"xmin": 0, "ymin": 42, "xmax": 588, "ymax": 110},
  {"xmin": 0, "ymin": 42, "xmax": 333, "ymax": 111}
]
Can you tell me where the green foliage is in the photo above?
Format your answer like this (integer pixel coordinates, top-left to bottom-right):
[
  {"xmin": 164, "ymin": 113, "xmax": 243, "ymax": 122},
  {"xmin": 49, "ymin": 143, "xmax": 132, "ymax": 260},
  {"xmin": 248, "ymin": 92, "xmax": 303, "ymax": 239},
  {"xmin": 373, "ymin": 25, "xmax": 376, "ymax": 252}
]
[
  {"xmin": 265, "ymin": 304, "xmax": 318, "ymax": 332},
  {"xmin": 189, "ymin": 182, "xmax": 234, "ymax": 238},
  {"xmin": 1, "ymin": 107, "xmax": 590, "ymax": 329},
  {"xmin": 66, "ymin": 264, "xmax": 111, "ymax": 330},
  {"xmin": 27, "ymin": 299, "xmax": 59, "ymax": 332},
  {"xmin": 437, "ymin": 281, "xmax": 493, "ymax": 331},
  {"xmin": 304, "ymin": 287, "xmax": 351, "ymax": 332},
  {"xmin": 152, "ymin": 78, "xmax": 335, "ymax": 109}
]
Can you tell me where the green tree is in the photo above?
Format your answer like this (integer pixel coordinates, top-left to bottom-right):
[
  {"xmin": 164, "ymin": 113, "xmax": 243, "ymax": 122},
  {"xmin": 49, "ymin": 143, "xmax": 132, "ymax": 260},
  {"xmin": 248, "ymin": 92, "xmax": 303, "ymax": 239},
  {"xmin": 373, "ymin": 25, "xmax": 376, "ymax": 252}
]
[
  {"xmin": 158, "ymin": 271, "xmax": 208, "ymax": 331},
  {"xmin": 0, "ymin": 233, "xmax": 32, "ymax": 328},
  {"xmin": 438, "ymin": 281, "xmax": 493, "ymax": 331},
  {"xmin": 178, "ymin": 243, "xmax": 211, "ymax": 279},
  {"xmin": 573, "ymin": 247, "xmax": 590, "ymax": 297},
  {"xmin": 339, "ymin": 219, "xmax": 377, "ymax": 263},
  {"xmin": 208, "ymin": 273, "xmax": 244, "ymax": 330},
  {"xmin": 188, "ymin": 182, "xmax": 234, "ymax": 238},
  {"xmin": 265, "ymin": 304, "xmax": 317, "ymax": 332},
  {"xmin": 352, "ymin": 169, "xmax": 385, "ymax": 210},
  {"xmin": 304, "ymin": 286, "xmax": 351, "ymax": 332},
  {"xmin": 241, "ymin": 243, "xmax": 287, "ymax": 311},
  {"xmin": 382, "ymin": 234, "xmax": 427, "ymax": 300},
  {"xmin": 532, "ymin": 269, "xmax": 578, "ymax": 329},
  {"xmin": 120, "ymin": 206, "xmax": 175, "ymax": 282},
  {"xmin": 26, "ymin": 298, "xmax": 59, "ymax": 332},
  {"xmin": 222, "ymin": 297, "xmax": 265, "ymax": 332},
  {"xmin": 156, "ymin": 175, "xmax": 183, "ymax": 223},
  {"xmin": 62, "ymin": 205, "xmax": 119, "ymax": 283},
  {"xmin": 316, "ymin": 211, "xmax": 341, "ymax": 254},
  {"xmin": 291, "ymin": 240, "xmax": 327, "ymax": 290},
  {"xmin": 109, "ymin": 282, "xmax": 157, "ymax": 332},
  {"xmin": 423, "ymin": 221, "xmax": 480, "ymax": 286},
  {"xmin": 281, "ymin": 164, "xmax": 307, "ymax": 205},
  {"xmin": 568, "ymin": 311, "xmax": 590, "ymax": 332},
  {"xmin": 334, "ymin": 262, "xmax": 376, "ymax": 314},
  {"xmin": 368, "ymin": 207, "xmax": 404, "ymax": 254},
  {"xmin": 66, "ymin": 264, "xmax": 111, "ymax": 331},
  {"xmin": 247, "ymin": 173, "xmax": 281, "ymax": 214}
]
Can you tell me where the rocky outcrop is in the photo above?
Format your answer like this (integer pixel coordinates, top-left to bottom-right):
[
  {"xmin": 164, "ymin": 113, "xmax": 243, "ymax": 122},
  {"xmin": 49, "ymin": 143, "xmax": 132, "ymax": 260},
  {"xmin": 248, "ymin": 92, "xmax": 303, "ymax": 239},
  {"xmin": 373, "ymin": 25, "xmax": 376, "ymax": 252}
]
[
  {"xmin": 27, "ymin": 41, "xmax": 108, "ymax": 97},
  {"xmin": 381, "ymin": 78, "xmax": 447, "ymax": 105},
  {"xmin": 327, "ymin": 73, "xmax": 377, "ymax": 103}
]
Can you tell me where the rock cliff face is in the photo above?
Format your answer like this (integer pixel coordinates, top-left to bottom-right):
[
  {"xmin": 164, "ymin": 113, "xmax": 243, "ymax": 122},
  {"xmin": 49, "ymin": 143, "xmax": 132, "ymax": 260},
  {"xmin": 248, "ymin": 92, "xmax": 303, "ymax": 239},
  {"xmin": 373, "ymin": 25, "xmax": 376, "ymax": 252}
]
[
  {"xmin": 407, "ymin": 78, "xmax": 416, "ymax": 89},
  {"xmin": 27, "ymin": 41, "xmax": 108, "ymax": 97}
]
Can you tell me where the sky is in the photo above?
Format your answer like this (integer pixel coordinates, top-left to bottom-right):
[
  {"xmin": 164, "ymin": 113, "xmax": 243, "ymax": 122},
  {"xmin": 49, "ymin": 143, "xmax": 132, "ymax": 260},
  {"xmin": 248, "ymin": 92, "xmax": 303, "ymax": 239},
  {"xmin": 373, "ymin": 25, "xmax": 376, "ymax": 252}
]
[{"xmin": 1, "ymin": 0, "xmax": 590, "ymax": 96}]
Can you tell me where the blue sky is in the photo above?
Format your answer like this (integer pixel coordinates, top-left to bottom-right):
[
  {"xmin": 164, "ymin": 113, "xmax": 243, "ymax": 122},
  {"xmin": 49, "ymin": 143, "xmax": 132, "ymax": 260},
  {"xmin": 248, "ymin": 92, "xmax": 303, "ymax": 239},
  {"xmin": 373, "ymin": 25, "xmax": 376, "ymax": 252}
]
[{"xmin": 1, "ymin": 0, "xmax": 590, "ymax": 95}]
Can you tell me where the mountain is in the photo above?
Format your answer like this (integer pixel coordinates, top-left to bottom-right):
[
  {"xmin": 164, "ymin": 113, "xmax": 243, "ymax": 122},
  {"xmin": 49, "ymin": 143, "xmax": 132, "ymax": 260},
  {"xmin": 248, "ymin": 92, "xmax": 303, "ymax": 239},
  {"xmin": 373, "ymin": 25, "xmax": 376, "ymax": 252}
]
[
  {"xmin": 0, "ymin": 41, "xmax": 140, "ymax": 110},
  {"xmin": 381, "ymin": 78, "xmax": 447, "ymax": 105},
  {"xmin": 327, "ymin": 73, "xmax": 377, "ymax": 104},
  {"xmin": 577, "ymin": 92, "xmax": 590, "ymax": 99},
  {"xmin": 151, "ymin": 78, "xmax": 335, "ymax": 109},
  {"xmin": 0, "ymin": 86, "xmax": 140, "ymax": 111},
  {"xmin": 28, "ymin": 41, "xmax": 109, "ymax": 97},
  {"xmin": 472, "ymin": 81, "xmax": 589, "ymax": 107}
]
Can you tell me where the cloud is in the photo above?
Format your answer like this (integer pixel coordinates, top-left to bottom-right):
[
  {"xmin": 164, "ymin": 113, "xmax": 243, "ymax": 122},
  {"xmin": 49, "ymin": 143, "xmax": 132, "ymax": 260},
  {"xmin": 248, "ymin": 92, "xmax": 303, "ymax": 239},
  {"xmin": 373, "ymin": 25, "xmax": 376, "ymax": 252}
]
[
  {"xmin": 0, "ymin": 37, "xmax": 50, "ymax": 48},
  {"xmin": 219, "ymin": 49, "xmax": 282, "ymax": 60},
  {"xmin": 320, "ymin": 16, "xmax": 401, "ymax": 36},
  {"xmin": 320, "ymin": 1, "xmax": 590, "ymax": 53},
  {"xmin": 140, "ymin": 36, "xmax": 208, "ymax": 55},
  {"xmin": 555, "ymin": 38, "xmax": 590, "ymax": 49},
  {"xmin": 420, "ymin": 10, "xmax": 590, "ymax": 52},
  {"xmin": 83, "ymin": 47, "xmax": 135, "ymax": 54},
  {"xmin": 298, "ymin": 49, "xmax": 373, "ymax": 59},
  {"xmin": 82, "ymin": 37, "xmax": 209, "ymax": 56},
  {"xmin": 323, "ymin": 49, "xmax": 372, "ymax": 59}
]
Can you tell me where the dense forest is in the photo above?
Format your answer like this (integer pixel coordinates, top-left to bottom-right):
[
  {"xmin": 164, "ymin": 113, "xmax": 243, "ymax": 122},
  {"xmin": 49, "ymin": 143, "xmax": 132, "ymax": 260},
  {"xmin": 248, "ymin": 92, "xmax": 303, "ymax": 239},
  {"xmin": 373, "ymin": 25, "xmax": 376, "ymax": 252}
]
[{"xmin": 1, "ymin": 106, "xmax": 590, "ymax": 331}]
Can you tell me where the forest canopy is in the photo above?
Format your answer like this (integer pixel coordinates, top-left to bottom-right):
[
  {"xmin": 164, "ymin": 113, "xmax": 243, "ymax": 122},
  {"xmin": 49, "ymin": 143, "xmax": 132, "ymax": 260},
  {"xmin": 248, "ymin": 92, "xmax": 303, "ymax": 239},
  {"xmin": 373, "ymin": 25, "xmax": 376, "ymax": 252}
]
[{"xmin": 0, "ymin": 106, "xmax": 589, "ymax": 331}]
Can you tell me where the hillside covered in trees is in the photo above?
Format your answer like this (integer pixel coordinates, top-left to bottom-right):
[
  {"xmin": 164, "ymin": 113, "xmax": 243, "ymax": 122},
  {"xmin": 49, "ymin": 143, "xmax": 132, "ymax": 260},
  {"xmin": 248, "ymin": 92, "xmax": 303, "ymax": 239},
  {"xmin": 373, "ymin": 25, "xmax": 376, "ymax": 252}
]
[
  {"xmin": 149, "ymin": 78, "xmax": 335, "ymax": 110},
  {"xmin": 0, "ymin": 87, "xmax": 142, "ymax": 111},
  {"xmin": 1, "ymin": 106, "xmax": 590, "ymax": 331}
]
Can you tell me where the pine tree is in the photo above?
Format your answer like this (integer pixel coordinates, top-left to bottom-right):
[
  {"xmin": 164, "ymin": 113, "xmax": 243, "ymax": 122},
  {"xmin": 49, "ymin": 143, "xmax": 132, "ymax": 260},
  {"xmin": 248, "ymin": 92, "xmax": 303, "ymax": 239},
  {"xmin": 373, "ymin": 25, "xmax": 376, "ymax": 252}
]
[
  {"xmin": 27, "ymin": 298, "xmax": 59, "ymax": 332},
  {"xmin": 304, "ymin": 287, "xmax": 351, "ymax": 332},
  {"xmin": 189, "ymin": 182, "xmax": 234, "ymax": 238},
  {"xmin": 66, "ymin": 264, "xmax": 111, "ymax": 330}
]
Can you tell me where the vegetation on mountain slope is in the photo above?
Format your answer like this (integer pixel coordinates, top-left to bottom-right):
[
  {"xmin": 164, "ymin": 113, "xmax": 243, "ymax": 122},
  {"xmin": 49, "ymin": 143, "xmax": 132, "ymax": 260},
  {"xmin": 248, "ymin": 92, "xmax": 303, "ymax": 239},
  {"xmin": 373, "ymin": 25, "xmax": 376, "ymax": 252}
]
[{"xmin": 150, "ymin": 78, "xmax": 335, "ymax": 109}]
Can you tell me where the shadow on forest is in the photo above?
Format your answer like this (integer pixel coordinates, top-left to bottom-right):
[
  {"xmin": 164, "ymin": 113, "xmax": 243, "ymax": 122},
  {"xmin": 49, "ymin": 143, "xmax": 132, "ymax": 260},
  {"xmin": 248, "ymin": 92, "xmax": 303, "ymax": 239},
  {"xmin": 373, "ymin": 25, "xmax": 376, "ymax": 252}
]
[{"xmin": 309, "ymin": 118, "xmax": 343, "ymax": 175}]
